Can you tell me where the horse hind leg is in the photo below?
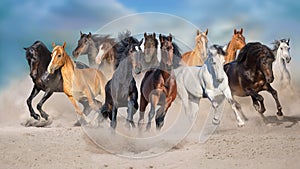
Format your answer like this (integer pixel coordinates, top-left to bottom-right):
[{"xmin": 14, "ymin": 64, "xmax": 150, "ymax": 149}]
[
  {"xmin": 27, "ymin": 86, "xmax": 41, "ymax": 120},
  {"xmin": 126, "ymin": 99, "xmax": 137, "ymax": 128},
  {"xmin": 110, "ymin": 105, "xmax": 118, "ymax": 129},
  {"xmin": 37, "ymin": 90, "xmax": 53, "ymax": 120}
]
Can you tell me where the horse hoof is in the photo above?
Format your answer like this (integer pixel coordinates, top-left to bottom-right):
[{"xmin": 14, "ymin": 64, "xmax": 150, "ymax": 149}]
[
  {"xmin": 212, "ymin": 118, "xmax": 220, "ymax": 125},
  {"xmin": 276, "ymin": 113, "xmax": 284, "ymax": 120},
  {"xmin": 237, "ymin": 122, "xmax": 245, "ymax": 127},
  {"xmin": 32, "ymin": 114, "xmax": 40, "ymax": 120}
]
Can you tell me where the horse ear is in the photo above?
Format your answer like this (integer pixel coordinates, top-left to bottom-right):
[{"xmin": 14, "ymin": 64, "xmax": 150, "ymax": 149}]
[
  {"xmin": 196, "ymin": 30, "xmax": 200, "ymax": 35},
  {"xmin": 234, "ymin": 29, "xmax": 237, "ymax": 34},
  {"xmin": 88, "ymin": 32, "xmax": 92, "ymax": 38},
  {"xmin": 52, "ymin": 42, "xmax": 56, "ymax": 48},
  {"xmin": 23, "ymin": 47, "xmax": 27, "ymax": 50},
  {"xmin": 144, "ymin": 32, "xmax": 147, "ymax": 38},
  {"xmin": 80, "ymin": 31, "xmax": 83, "ymax": 36},
  {"xmin": 287, "ymin": 38, "xmax": 290, "ymax": 45},
  {"xmin": 159, "ymin": 34, "xmax": 163, "ymax": 41},
  {"xmin": 62, "ymin": 42, "xmax": 67, "ymax": 49},
  {"xmin": 153, "ymin": 32, "xmax": 156, "ymax": 38},
  {"xmin": 240, "ymin": 28, "xmax": 243, "ymax": 34},
  {"xmin": 204, "ymin": 29, "xmax": 208, "ymax": 36}
]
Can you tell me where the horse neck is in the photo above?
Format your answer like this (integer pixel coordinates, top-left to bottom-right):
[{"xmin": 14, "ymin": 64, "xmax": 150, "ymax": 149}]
[
  {"xmin": 87, "ymin": 40, "xmax": 98, "ymax": 66},
  {"xmin": 116, "ymin": 57, "xmax": 133, "ymax": 80},
  {"xmin": 274, "ymin": 51, "xmax": 287, "ymax": 72},
  {"xmin": 225, "ymin": 41, "xmax": 238, "ymax": 61},
  {"xmin": 61, "ymin": 53, "xmax": 75, "ymax": 81}
]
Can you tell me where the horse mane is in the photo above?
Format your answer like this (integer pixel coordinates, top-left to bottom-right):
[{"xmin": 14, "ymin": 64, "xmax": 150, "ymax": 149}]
[
  {"xmin": 91, "ymin": 34, "xmax": 116, "ymax": 49},
  {"xmin": 236, "ymin": 42, "xmax": 274, "ymax": 66}
]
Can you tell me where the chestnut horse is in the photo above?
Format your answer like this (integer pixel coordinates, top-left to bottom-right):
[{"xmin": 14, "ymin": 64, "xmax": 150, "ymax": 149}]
[
  {"xmin": 181, "ymin": 29, "xmax": 208, "ymax": 66},
  {"xmin": 224, "ymin": 42, "xmax": 283, "ymax": 120},
  {"xmin": 47, "ymin": 42, "xmax": 107, "ymax": 123},
  {"xmin": 224, "ymin": 28, "xmax": 246, "ymax": 64},
  {"xmin": 138, "ymin": 34, "xmax": 179, "ymax": 130}
]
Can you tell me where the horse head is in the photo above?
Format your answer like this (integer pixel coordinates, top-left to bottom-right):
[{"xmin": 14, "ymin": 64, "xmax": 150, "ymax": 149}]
[
  {"xmin": 143, "ymin": 32, "xmax": 158, "ymax": 63},
  {"xmin": 195, "ymin": 29, "xmax": 209, "ymax": 60},
  {"xmin": 273, "ymin": 39, "xmax": 291, "ymax": 63},
  {"xmin": 47, "ymin": 42, "xmax": 67, "ymax": 74},
  {"xmin": 126, "ymin": 38, "xmax": 143, "ymax": 74},
  {"xmin": 232, "ymin": 28, "xmax": 246, "ymax": 50},
  {"xmin": 72, "ymin": 31, "xmax": 93, "ymax": 58},
  {"xmin": 159, "ymin": 33, "xmax": 174, "ymax": 69},
  {"xmin": 207, "ymin": 45, "xmax": 226, "ymax": 83}
]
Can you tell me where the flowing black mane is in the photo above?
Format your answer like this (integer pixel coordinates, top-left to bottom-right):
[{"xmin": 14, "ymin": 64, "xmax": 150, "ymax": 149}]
[{"xmin": 236, "ymin": 42, "xmax": 274, "ymax": 65}]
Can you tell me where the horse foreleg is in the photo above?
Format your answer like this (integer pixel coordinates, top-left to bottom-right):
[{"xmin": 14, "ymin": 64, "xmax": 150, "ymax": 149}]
[
  {"xmin": 176, "ymin": 82, "xmax": 192, "ymax": 119},
  {"xmin": 206, "ymin": 90, "xmax": 224, "ymax": 125},
  {"xmin": 126, "ymin": 98, "xmax": 136, "ymax": 128},
  {"xmin": 68, "ymin": 96, "xmax": 90, "ymax": 124},
  {"xmin": 155, "ymin": 93, "xmax": 166, "ymax": 130},
  {"xmin": 27, "ymin": 85, "xmax": 41, "ymax": 120},
  {"xmin": 138, "ymin": 94, "xmax": 148, "ymax": 128},
  {"xmin": 146, "ymin": 90, "xmax": 160, "ymax": 131},
  {"xmin": 223, "ymin": 87, "xmax": 245, "ymax": 127},
  {"xmin": 265, "ymin": 83, "xmax": 283, "ymax": 119},
  {"xmin": 246, "ymin": 89, "xmax": 266, "ymax": 114},
  {"xmin": 110, "ymin": 105, "xmax": 118, "ymax": 129},
  {"xmin": 37, "ymin": 90, "xmax": 53, "ymax": 120}
]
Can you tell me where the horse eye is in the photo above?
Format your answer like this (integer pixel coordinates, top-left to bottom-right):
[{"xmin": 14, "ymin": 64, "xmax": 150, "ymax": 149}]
[
  {"xmin": 58, "ymin": 54, "xmax": 61, "ymax": 58},
  {"xmin": 280, "ymin": 47, "xmax": 283, "ymax": 50}
]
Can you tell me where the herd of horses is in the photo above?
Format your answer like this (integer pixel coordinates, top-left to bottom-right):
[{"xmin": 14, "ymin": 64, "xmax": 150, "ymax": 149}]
[{"xmin": 24, "ymin": 28, "xmax": 292, "ymax": 130}]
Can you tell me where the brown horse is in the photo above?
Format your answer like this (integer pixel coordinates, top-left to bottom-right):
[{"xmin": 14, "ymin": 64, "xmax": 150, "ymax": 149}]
[
  {"xmin": 141, "ymin": 32, "xmax": 159, "ymax": 69},
  {"xmin": 181, "ymin": 29, "xmax": 208, "ymax": 66},
  {"xmin": 138, "ymin": 34, "xmax": 178, "ymax": 130},
  {"xmin": 224, "ymin": 28, "xmax": 246, "ymax": 64},
  {"xmin": 47, "ymin": 42, "xmax": 107, "ymax": 123},
  {"xmin": 224, "ymin": 42, "xmax": 283, "ymax": 120}
]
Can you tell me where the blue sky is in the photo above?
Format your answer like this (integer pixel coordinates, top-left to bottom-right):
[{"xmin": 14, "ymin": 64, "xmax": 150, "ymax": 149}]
[{"xmin": 1, "ymin": 0, "xmax": 300, "ymax": 89}]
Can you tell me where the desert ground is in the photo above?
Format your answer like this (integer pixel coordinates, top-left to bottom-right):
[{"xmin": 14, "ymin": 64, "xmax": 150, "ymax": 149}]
[{"xmin": 0, "ymin": 75, "xmax": 300, "ymax": 169}]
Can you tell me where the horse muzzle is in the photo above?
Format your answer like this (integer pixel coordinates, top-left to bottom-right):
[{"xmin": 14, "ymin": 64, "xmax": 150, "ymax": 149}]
[
  {"xmin": 286, "ymin": 57, "xmax": 291, "ymax": 63},
  {"xmin": 72, "ymin": 50, "xmax": 79, "ymax": 58}
]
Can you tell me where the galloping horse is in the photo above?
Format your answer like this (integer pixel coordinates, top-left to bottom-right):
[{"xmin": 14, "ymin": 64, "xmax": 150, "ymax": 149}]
[
  {"xmin": 141, "ymin": 32, "xmax": 159, "ymax": 69},
  {"xmin": 224, "ymin": 42, "xmax": 283, "ymax": 119},
  {"xmin": 72, "ymin": 31, "xmax": 114, "ymax": 68},
  {"xmin": 272, "ymin": 38, "xmax": 292, "ymax": 90},
  {"xmin": 100, "ymin": 34, "xmax": 143, "ymax": 129},
  {"xmin": 175, "ymin": 45, "xmax": 245, "ymax": 127},
  {"xmin": 47, "ymin": 42, "xmax": 107, "ymax": 123},
  {"xmin": 24, "ymin": 41, "xmax": 89, "ymax": 121},
  {"xmin": 138, "ymin": 34, "xmax": 178, "ymax": 130},
  {"xmin": 224, "ymin": 28, "xmax": 246, "ymax": 64},
  {"xmin": 181, "ymin": 29, "xmax": 208, "ymax": 66}
]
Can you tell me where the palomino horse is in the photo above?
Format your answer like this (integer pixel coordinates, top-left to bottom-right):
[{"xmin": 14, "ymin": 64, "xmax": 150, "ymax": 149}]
[
  {"xmin": 72, "ymin": 31, "xmax": 114, "ymax": 68},
  {"xmin": 138, "ymin": 34, "xmax": 178, "ymax": 130},
  {"xmin": 24, "ymin": 41, "xmax": 89, "ymax": 121},
  {"xmin": 141, "ymin": 32, "xmax": 159, "ymax": 69},
  {"xmin": 99, "ymin": 34, "xmax": 143, "ymax": 129},
  {"xmin": 175, "ymin": 45, "xmax": 245, "ymax": 127},
  {"xmin": 181, "ymin": 29, "xmax": 208, "ymax": 66},
  {"xmin": 47, "ymin": 42, "xmax": 107, "ymax": 123},
  {"xmin": 224, "ymin": 42, "xmax": 283, "ymax": 119},
  {"xmin": 272, "ymin": 38, "xmax": 292, "ymax": 90},
  {"xmin": 224, "ymin": 28, "xmax": 246, "ymax": 64}
]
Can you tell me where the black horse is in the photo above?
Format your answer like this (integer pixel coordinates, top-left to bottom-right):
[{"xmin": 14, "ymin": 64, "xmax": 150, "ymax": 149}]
[
  {"xmin": 224, "ymin": 42, "xmax": 283, "ymax": 119},
  {"xmin": 24, "ymin": 41, "xmax": 89, "ymax": 121},
  {"xmin": 100, "ymin": 32, "xmax": 143, "ymax": 129}
]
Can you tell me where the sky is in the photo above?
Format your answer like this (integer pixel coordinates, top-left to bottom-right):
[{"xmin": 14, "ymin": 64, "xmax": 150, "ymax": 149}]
[{"xmin": 1, "ymin": 0, "xmax": 300, "ymax": 89}]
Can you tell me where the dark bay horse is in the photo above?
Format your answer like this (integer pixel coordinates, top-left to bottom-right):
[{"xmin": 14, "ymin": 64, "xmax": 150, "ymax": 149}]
[
  {"xmin": 24, "ymin": 41, "xmax": 89, "ymax": 121},
  {"xmin": 141, "ymin": 32, "xmax": 159, "ymax": 69},
  {"xmin": 138, "ymin": 34, "xmax": 179, "ymax": 130},
  {"xmin": 99, "ymin": 33, "xmax": 143, "ymax": 129},
  {"xmin": 224, "ymin": 42, "xmax": 283, "ymax": 119}
]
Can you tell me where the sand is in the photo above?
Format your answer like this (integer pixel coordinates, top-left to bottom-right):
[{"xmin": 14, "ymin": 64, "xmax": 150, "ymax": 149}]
[{"xmin": 0, "ymin": 76, "xmax": 300, "ymax": 169}]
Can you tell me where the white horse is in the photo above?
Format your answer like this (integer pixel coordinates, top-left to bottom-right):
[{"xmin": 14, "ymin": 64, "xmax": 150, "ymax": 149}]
[
  {"xmin": 175, "ymin": 45, "xmax": 245, "ymax": 127},
  {"xmin": 272, "ymin": 39, "xmax": 292, "ymax": 90}
]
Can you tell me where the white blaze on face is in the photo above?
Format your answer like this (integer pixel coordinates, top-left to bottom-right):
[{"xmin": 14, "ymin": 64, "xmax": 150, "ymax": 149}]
[
  {"xmin": 47, "ymin": 50, "xmax": 57, "ymax": 73},
  {"xmin": 135, "ymin": 46, "xmax": 139, "ymax": 52},
  {"xmin": 96, "ymin": 45, "xmax": 104, "ymax": 64}
]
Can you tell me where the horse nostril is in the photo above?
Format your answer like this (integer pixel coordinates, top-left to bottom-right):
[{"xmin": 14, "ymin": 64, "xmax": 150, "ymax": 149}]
[{"xmin": 218, "ymin": 78, "xmax": 224, "ymax": 83}]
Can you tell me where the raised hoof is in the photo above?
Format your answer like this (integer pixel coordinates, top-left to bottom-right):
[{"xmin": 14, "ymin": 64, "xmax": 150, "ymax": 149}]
[
  {"xmin": 41, "ymin": 113, "xmax": 49, "ymax": 121},
  {"xmin": 212, "ymin": 118, "xmax": 220, "ymax": 125}
]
